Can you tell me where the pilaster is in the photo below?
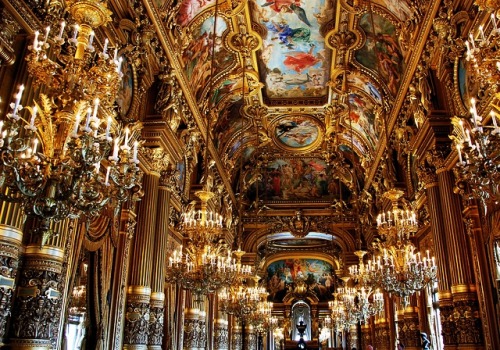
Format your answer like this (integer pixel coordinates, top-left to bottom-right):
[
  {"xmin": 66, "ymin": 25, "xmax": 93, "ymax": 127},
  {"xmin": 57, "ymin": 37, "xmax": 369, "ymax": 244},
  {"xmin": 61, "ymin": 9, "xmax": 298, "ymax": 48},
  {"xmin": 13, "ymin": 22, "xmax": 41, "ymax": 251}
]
[
  {"xmin": 231, "ymin": 322, "xmax": 242, "ymax": 350},
  {"xmin": 348, "ymin": 324, "xmax": 358, "ymax": 350}
]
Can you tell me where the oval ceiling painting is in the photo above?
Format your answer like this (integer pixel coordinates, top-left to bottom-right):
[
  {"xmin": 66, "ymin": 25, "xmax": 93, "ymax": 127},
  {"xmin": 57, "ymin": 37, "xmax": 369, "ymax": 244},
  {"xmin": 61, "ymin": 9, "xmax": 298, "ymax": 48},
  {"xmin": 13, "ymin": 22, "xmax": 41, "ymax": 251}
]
[{"xmin": 273, "ymin": 115, "xmax": 321, "ymax": 150}]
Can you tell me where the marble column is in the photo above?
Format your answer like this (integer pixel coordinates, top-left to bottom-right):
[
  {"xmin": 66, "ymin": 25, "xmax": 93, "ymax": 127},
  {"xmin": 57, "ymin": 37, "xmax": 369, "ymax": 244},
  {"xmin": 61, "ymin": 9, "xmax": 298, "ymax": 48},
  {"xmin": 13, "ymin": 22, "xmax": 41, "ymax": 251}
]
[{"xmin": 123, "ymin": 172, "xmax": 160, "ymax": 349}]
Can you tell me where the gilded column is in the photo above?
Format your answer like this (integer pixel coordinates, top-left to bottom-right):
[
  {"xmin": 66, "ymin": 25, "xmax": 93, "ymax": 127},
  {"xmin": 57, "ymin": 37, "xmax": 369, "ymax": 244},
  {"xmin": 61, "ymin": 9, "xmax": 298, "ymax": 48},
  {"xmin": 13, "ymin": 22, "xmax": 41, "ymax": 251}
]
[
  {"xmin": 231, "ymin": 321, "xmax": 242, "ymax": 350},
  {"xmin": 403, "ymin": 301, "xmax": 421, "ymax": 350},
  {"xmin": 8, "ymin": 218, "xmax": 73, "ymax": 349},
  {"xmin": 463, "ymin": 205, "xmax": 500, "ymax": 349},
  {"xmin": 0, "ymin": 198, "xmax": 24, "ymax": 344},
  {"xmin": 418, "ymin": 163, "xmax": 455, "ymax": 346},
  {"xmin": 361, "ymin": 323, "xmax": 373, "ymax": 350},
  {"xmin": 244, "ymin": 323, "xmax": 256, "ymax": 350},
  {"xmin": 374, "ymin": 318, "xmax": 390, "ymax": 350},
  {"xmin": 435, "ymin": 163, "xmax": 482, "ymax": 349},
  {"xmin": 214, "ymin": 312, "xmax": 229, "ymax": 350},
  {"xmin": 395, "ymin": 308, "xmax": 405, "ymax": 346},
  {"xmin": 347, "ymin": 324, "xmax": 358, "ymax": 350},
  {"xmin": 109, "ymin": 207, "xmax": 137, "ymax": 350},
  {"xmin": 183, "ymin": 307, "xmax": 200, "ymax": 350},
  {"xmin": 196, "ymin": 309, "xmax": 207, "ymax": 350},
  {"xmin": 123, "ymin": 171, "xmax": 160, "ymax": 349},
  {"xmin": 148, "ymin": 164, "xmax": 175, "ymax": 350}
]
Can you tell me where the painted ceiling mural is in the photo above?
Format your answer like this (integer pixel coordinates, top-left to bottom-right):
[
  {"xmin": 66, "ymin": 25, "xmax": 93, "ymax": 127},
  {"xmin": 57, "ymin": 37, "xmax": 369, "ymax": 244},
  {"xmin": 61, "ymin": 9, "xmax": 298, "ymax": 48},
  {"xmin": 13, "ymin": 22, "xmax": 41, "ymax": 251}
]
[
  {"xmin": 355, "ymin": 13, "xmax": 404, "ymax": 96},
  {"xmin": 251, "ymin": 0, "xmax": 332, "ymax": 101},
  {"xmin": 180, "ymin": 15, "xmax": 234, "ymax": 101},
  {"xmin": 345, "ymin": 92, "xmax": 381, "ymax": 151}
]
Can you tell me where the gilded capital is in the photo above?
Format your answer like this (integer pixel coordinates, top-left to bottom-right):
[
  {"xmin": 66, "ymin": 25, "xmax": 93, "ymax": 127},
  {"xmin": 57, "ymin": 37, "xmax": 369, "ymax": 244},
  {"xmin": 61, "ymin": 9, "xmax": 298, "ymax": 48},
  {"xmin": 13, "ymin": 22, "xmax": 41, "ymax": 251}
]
[
  {"xmin": 417, "ymin": 163, "xmax": 437, "ymax": 187},
  {"xmin": 141, "ymin": 147, "xmax": 171, "ymax": 174}
]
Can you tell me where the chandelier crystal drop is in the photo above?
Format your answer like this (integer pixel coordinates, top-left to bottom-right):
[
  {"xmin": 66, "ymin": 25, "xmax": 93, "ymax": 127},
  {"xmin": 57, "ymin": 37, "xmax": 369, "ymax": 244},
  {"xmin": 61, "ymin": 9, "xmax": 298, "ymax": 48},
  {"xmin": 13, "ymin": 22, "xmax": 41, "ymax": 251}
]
[
  {"xmin": 0, "ymin": 0, "xmax": 142, "ymax": 244},
  {"xmin": 166, "ymin": 191, "xmax": 253, "ymax": 298}
]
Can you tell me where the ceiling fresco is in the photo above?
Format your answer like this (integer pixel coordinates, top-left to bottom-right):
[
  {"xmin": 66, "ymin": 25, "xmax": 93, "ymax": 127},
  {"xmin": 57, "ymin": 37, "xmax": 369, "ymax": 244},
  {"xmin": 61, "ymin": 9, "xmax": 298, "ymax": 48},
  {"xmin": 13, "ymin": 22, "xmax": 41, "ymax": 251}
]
[
  {"xmin": 355, "ymin": 13, "xmax": 404, "ymax": 96},
  {"xmin": 165, "ymin": 0, "xmax": 430, "ymax": 213},
  {"xmin": 251, "ymin": 0, "xmax": 332, "ymax": 102}
]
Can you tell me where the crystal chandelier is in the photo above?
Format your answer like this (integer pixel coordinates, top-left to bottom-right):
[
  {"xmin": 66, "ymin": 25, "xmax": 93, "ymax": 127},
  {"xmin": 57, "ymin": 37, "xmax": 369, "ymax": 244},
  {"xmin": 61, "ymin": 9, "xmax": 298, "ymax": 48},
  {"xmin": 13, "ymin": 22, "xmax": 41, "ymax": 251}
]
[
  {"xmin": 372, "ymin": 190, "xmax": 437, "ymax": 307},
  {"xmin": 328, "ymin": 294, "xmax": 357, "ymax": 331},
  {"xmin": 376, "ymin": 190, "xmax": 418, "ymax": 241},
  {"xmin": 247, "ymin": 300, "xmax": 274, "ymax": 331},
  {"xmin": 218, "ymin": 275, "xmax": 266, "ymax": 319},
  {"xmin": 166, "ymin": 190, "xmax": 250, "ymax": 298},
  {"xmin": 0, "ymin": 0, "xmax": 141, "ymax": 243}
]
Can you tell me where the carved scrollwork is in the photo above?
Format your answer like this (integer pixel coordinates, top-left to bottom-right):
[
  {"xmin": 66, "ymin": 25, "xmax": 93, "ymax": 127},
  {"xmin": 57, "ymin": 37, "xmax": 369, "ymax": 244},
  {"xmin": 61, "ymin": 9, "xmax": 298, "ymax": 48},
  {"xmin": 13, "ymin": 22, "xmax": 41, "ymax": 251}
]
[
  {"xmin": 10, "ymin": 268, "xmax": 61, "ymax": 341},
  {"xmin": 148, "ymin": 306, "xmax": 165, "ymax": 346},
  {"xmin": 123, "ymin": 301, "xmax": 150, "ymax": 345},
  {"xmin": 453, "ymin": 300, "xmax": 483, "ymax": 345},
  {"xmin": 214, "ymin": 324, "xmax": 229, "ymax": 349}
]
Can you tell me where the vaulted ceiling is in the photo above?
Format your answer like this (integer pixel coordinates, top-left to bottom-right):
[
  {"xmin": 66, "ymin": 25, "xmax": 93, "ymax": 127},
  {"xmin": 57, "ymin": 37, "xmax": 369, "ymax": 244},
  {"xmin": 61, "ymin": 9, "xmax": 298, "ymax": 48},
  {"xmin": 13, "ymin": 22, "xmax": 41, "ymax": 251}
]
[{"xmin": 140, "ymin": 0, "xmax": 441, "ymax": 268}]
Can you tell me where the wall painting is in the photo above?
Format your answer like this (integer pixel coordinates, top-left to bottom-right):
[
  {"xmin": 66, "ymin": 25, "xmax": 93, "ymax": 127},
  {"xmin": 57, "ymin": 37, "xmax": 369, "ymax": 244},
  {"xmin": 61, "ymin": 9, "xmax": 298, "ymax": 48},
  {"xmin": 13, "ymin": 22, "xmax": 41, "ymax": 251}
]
[
  {"xmin": 246, "ymin": 157, "xmax": 351, "ymax": 202},
  {"xmin": 267, "ymin": 258, "xmax": 334, "ymax": 302}
]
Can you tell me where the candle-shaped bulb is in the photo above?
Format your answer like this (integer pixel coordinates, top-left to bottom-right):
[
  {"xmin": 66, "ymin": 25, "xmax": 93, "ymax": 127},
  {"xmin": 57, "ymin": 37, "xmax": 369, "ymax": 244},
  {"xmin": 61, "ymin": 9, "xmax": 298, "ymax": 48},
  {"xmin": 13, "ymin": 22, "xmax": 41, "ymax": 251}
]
[
  {"xmin": 72, "ymin": 25, "xmax": 79, "ymax": 40},
  {"xmin": 29, "ymin": 105, "xmax": 37, "ymax": 128},
  {"xmin": 124, "ymin": 127, "xmax": 130, "ymax": 145},
  {"xmin": 88, "ymin": 31, "xmax": 94, "ymax": 46},
  {"xmin": 33, "ymin": 31, "xmax": 40, "ymax": 51},
  {"xmin": 58, "ymin": 21, "xmax": 66, "ymax": 39},
  {"xmin": 43, "ymin": 26, "xmax": 50, "ymax": 46},
  {"xmin": 105, "ymin": 166, "xmax": 110, "ymax": 185},
  {"xmin": 103, "ymin": 38, "xmax": 109, "ymax": 56}
]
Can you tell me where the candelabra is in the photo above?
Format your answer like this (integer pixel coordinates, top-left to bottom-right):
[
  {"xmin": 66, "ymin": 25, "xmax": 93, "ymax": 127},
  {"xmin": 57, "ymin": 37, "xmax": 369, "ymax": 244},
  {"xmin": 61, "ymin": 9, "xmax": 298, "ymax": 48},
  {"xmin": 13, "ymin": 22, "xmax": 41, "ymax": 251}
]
[
  {"xmin": 166, "ymin": 190, "xmax": 252, "ymax": 298},
  {"xmin": 0, "ymin": 0, "xmax": 141, "ymax": 244},
  {"xmin": 372, "ymin": 190, "xmax": 437, "ymax": 307}
]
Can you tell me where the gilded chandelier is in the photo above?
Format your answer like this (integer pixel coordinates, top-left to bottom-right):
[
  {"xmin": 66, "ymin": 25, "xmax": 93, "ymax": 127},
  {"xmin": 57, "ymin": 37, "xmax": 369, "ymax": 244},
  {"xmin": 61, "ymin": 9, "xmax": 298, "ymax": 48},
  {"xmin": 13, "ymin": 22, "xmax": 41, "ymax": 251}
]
[
  {"xmin": 451, "ymin": 99, "xmax": 500, "ymax": 206},
  {"xmin": 166, "ymin": 190, "xmax": 252, "ymax": 298},
  {"xmin": 452, "ymin": 4, "xmax": 500, "ymax": 206},
  {"xmin": 372, "ymin": 190, "xmax": 437, "ymax": 307},
  {"xmin": 218, "ymin": 275, "xmax": 266, "ymax": 319},
  {"xmin": 0, "ymin": 0, "xmax": 141, "ymax": 243}
]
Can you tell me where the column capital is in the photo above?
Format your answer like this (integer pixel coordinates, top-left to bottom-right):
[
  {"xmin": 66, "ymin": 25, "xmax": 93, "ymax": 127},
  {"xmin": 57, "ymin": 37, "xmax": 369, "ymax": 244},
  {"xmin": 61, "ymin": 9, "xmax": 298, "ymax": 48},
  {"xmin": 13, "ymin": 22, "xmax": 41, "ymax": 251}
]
[
  {"xmin": 141, "ymin": 147, "xmax": 172, "ymax": 176},
  {"xmin": 417, "ymin": 163, "xmax": 438, "ymax": 188}
]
